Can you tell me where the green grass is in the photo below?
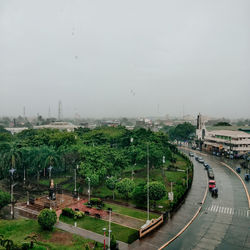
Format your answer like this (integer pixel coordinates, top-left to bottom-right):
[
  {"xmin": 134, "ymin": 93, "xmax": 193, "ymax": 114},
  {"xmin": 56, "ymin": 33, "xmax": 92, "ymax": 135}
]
[
  {"xmin": 60, "ymin": 215, "xmax": 138, "ymax": 244},
  {"xmin": 165, "ymin": 171, "xmax": 186, "ymax": 184},
  {"xmin": 103, "ymin": 202, "xmax": 158, "ymax": 220},
  {"xmin": 0, "ymin": 218, "xmax": 102, "ymax": 250}
]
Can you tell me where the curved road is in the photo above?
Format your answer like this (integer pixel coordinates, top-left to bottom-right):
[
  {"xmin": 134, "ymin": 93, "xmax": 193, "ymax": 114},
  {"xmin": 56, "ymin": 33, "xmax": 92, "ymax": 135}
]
[{"xmin": 165, "ymin": 152, "xmax": 250, "ymax": 250}]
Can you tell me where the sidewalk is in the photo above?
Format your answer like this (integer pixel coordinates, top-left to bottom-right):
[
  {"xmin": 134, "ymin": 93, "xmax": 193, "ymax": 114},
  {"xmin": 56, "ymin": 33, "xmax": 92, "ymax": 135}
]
[
  {"xmin": 56, "ymin": 221, "xmax": 129, "ymax": 250},
  {"xmin": 129, "ymin": 151, "xmax": 207, "ymax": 249}
]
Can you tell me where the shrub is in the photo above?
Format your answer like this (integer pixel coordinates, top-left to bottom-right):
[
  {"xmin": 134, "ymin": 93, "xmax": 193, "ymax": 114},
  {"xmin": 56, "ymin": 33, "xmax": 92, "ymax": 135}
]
[
  {"xmin": 127, "ymin": 230, "xmax": 139, "ymax": 244},
  {"xmin": 38, "ymin": 209, "xmax": 57, "ymax": 231},
  {"xmin": 90, "ymin": 198, "xmax": 103, "ymax": 207},
  {"xmin": 110, "ymin": 234, "xmax": 118, "ymax": 250},
  {"xmin": 0, "ymin": 190, "xmax": 10, "ymax": 210},
  {"xmin": 116, "ymin": 178, "xmax": 135, "ymax": 200},
  {"xmin": 74, "ymin": 211, "xmax": 84, "ymax": 220},
  {"xmin": 62, "ymin": 207, "xmax": 75, "ymax": 218}
]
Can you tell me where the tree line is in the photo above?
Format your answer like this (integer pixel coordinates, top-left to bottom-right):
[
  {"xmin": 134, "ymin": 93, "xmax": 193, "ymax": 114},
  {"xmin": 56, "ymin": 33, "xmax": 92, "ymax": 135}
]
[{"xmin": 0, "ymin": 126, "xmax": 176, "ymax": 188}]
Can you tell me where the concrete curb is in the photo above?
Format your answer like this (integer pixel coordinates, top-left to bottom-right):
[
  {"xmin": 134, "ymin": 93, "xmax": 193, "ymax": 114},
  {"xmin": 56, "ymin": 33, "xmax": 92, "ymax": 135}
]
[
  {"xmin": 158, "ymin": 152, "xmax": 209, "ymax": 250},
  {"xmin": 220, "ymin": 162, "xmax": 250, "ymax": 209}
]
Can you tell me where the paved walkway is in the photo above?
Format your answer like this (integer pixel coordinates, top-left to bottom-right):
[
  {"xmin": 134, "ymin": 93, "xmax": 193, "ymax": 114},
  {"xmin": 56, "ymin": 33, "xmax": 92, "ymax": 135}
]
[
  {"xmin": 129, "ymin": 149, "xmax": 208, "ymax": 249},
  {"xmin": 56, "ymin": 221, "xmax": 129, "ymax": 250}
]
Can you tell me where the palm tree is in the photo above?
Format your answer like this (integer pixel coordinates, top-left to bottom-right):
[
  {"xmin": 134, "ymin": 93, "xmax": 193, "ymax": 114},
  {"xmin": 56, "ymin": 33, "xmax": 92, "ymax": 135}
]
[
  {"xmin": 24, "ymin": 233, "xmax": 38, "ymax": 248},
  {"xmin": 0, "ymin": 142, "xmax": 21, "ymax": 179}
]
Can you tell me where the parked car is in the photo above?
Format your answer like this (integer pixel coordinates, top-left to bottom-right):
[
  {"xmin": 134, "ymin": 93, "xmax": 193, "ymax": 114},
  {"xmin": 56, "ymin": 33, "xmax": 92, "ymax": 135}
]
[
  {"xmin": 236, "ymin": 167, "xmax": 241, "ymax": 173},
  {"xmin": 204, "ymin": 164, "xmax": 211, "ymax": 170},
  {"xmin": 195, "ymin": 155, "xmax": 199, "ymax": 161},
  {"xmin": 198, "ymin": 157, "xmax": 204, "ymax": 163},
  {"xmin": 208, "ymin": 169, "xmax": 214, "ymax": 179},
  {"xmin": 208, "ymin": 180, "xmax": 216, "ymax": 190},
  {"xmin": 189, "ymin": 152, "xmax": 194, "ymax": 157},
  {"xmin": 245, "ymin": 174, "xmax": 249, "ymax": 181}
]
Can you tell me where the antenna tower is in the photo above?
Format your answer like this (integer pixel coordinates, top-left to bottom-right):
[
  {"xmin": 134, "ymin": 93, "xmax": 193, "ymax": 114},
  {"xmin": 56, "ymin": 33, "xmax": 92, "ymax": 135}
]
[{"xmin": 58, "ymin": 101, "xmax": 63, "ymax": 121}]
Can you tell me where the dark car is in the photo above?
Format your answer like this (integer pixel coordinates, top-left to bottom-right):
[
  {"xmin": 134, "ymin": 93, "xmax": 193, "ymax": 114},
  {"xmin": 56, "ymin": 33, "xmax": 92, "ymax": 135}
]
[
  {"xmin": 245, "ymin": 174, "xmax": 250, "ymax": 181},
  {"xmin": 208, "ymin": 169, "xmax": 214, "ymax": 179},
  {"xmin": 195, "ymin": 155, "xmax": 199, "ymax": 161},
  {"xmin": 204, "ymin": 164, "xmax": 211, "ymax": 170},
  {"xmin": 236, "ymin": 167, "xmax": 241, "ymax": 173},
  {"xmin": 211, "ymin": 187, "xmax": 218, "ymax": 197}
]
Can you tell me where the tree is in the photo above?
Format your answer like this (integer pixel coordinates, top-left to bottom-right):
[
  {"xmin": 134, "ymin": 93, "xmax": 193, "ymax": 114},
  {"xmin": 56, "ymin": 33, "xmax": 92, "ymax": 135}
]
[
  {"xmin": 38, "ymin": 209, "xmax": 57, "ymax": 230},
  {"xmin": 214, "ymin": 122, "xmax": 232, "ymax": 126},
  {"xmin": 0, "ymin": 190, "xmax": 10, "ymax": 210},
  {"xmin": 106, "ymin": 176, "xmax": 117, "ymax": 200},
  {"xmin": 132, "ymin": 182, "xmax": 147, "ymax": 207},
  {"xmin": 116, "ymin": 178, "xmax": 135, "ymax": 200},
  {"xmin": 110, "ymin": 234, "xmax": 118, "ymax": 250},
  {"xmin": 167, "ymin": 122, "xmax": 195, "ymax": 141},
  {"xmin": 148, "ymin": 181, "xmax": 166, "ymax": 207}
]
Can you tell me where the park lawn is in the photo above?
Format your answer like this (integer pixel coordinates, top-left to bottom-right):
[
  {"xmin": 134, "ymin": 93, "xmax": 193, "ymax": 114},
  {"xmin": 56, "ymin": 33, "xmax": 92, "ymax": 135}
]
[
  {"xmin": 103, "ymin": 202, "xmax": 158, "ymax": 220},
  {"xmin": 60, "ymin": 215, "xmax": 138, "ymax": 244},
  {"xmin": 0, "ymin": 218, "xmax": 102, "ymax": 250},
  {"xmin": 93, "ymin": 184, "xmax": 113, "ymax": 198},
  {"xmin": 175, "ymin": 154, "xmax": 188, "ymax": 169},
  {"xmin": 165, "ymin": 171, "xmax": 186, "ymax": 183}
]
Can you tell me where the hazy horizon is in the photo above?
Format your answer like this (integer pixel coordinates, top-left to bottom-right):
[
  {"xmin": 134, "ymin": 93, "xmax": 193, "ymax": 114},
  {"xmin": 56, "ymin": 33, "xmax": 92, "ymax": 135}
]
[{"xmin": 1, "ymin": 1, "xmax": 250, "ymax": 119}]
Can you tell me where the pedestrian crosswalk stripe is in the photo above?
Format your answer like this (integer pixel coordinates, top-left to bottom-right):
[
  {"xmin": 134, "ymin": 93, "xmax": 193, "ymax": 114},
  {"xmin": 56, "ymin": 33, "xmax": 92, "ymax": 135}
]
[{"xmin": 205, "ymin": 205, "xmax": 249, "ymax": 217}]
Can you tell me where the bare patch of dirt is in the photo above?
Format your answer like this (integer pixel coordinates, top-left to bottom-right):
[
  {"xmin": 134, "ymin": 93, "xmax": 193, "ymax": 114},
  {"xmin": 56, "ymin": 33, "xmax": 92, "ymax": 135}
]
[
  {"xmin": 49, "ymin": 231, "xmax": 73, "ymax": 245},
  {"xmin": 38, "ymin": 231, "xmax": 74, "ymax": 246}
]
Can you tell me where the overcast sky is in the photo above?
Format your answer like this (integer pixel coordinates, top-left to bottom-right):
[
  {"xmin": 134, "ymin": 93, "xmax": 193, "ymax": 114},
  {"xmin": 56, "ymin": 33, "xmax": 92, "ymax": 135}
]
[{"xmin": 0, "ymin": 0, "xmax": 249, "ymax": 119}]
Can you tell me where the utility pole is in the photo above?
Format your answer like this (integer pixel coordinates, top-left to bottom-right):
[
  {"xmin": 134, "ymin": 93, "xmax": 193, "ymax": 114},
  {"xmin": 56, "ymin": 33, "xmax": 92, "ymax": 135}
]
[{"xmin": 147, "ymin": 143, "xmax": 150, "ymax": 222}]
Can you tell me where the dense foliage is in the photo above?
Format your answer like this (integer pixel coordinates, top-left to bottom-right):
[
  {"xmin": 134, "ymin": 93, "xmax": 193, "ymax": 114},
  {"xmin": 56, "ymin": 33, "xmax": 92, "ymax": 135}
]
[
  {"xmin": 0, "ymin": 189, "xmax": 10, "ymax": 209},
  {"xmin": 214, "ymin": 122, "xmax": 232, "ymax": 126},
  {"xmin": 162, "ymin": 122, "xmax": 196, "ymax": 141},
  {"xmin": 0, "ymin": 126, "xmax": 174, "ymax": 186}
]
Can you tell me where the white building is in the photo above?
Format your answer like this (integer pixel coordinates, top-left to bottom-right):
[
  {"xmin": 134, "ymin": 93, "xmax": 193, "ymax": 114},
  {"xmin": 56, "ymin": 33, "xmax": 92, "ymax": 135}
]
[
  {"xmin": 203, "ymin": 130, "xmax": 250, "ymax": 156},
  {"xmin": 196, "ymin": 114, "xmax": 250, "ymax": 157}
]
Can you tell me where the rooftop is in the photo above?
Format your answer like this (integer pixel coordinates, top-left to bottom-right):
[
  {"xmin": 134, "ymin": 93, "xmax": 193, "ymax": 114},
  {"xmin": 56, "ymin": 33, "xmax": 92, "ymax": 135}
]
[{"xmin": 208, "ymin": 129, "xmax": 250, "ymax": 138}]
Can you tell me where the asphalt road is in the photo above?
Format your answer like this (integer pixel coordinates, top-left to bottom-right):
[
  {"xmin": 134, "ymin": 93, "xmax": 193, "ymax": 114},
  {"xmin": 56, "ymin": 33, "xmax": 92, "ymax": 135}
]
[{"xmin": 165, "ymin": 152, "xmax": 250, "ymax": 250}]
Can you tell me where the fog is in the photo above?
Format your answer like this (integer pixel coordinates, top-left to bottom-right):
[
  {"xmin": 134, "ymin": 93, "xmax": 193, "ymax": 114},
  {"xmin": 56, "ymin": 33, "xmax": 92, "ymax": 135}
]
[{"xmin": 0, "ymin": 0, "xmax": 249, "ymax": 118}]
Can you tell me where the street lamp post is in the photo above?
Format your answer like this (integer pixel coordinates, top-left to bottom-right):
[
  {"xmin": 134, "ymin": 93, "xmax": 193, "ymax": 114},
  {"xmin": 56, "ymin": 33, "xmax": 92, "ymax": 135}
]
[
  {"xmin": 107, "ymin": 208, "xmax": 112, "ymax": 250},
  {"xmin": 103, "ymin": 227, "xmax": 106, "ymax": 250},
  {"xmin": 9, "ymin": 168, "xmax": 16, "ymax": 219},
  {"xmin": 87, "ymin": 177, "xmax": 91, "ymax": 202},
  {"xmin": 48, "ymin": 166, "xmax": 53, "ymax": 181},
  {"xmin": 23, "ymin": 166, "xmax": 26, "ymax": 186},
  {"xmin": 74, "ymin": 165, "xmax": 79, "ymax": 199}
]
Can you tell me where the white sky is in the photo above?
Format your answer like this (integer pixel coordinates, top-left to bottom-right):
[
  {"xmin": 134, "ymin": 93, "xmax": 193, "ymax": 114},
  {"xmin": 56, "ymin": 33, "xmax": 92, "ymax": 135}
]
[{"xmin": 0, "ymin": 0, "xmax": 249, "ymax": 118}]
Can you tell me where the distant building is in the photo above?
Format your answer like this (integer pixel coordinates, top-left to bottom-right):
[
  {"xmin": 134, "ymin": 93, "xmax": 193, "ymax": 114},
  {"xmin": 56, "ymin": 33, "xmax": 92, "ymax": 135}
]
[
  {"xmin": 33, "ymin": 122, "xmax": 77, "ymax": 132},
  {"xmin": 101, "ymin": 120, "xmax": 120, "ymax": 127},
  {"xmin": 196, "ymin": 114, "xmax": 250, "ymax": 157},
  {"xmin": 203, "ymin": 130, "xmax": 250, "ymax": 156},
  {"xmin": 135, "ymin": 118, "xmax": 153, "ymax": 129}
]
